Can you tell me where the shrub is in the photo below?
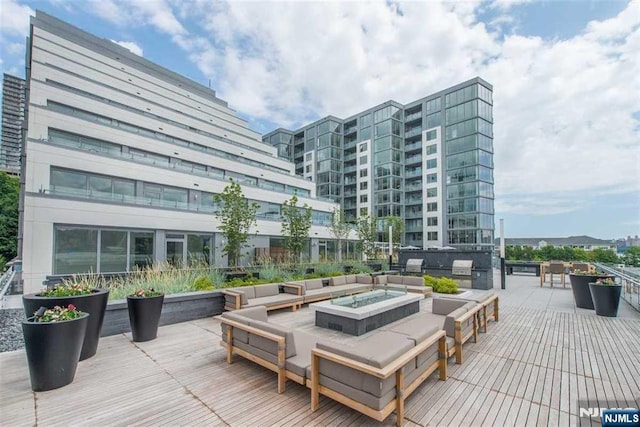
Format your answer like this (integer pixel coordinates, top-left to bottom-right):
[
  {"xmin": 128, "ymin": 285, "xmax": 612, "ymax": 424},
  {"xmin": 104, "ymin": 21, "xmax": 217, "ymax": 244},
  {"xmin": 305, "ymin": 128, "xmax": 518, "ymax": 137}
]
[
  {"xmin": 423, "ymin": 275, "xmax": 459, "ymax": 294},
  {"xmin": 193, "ymin": 276, "xmax": 213, "ymax": 291}
]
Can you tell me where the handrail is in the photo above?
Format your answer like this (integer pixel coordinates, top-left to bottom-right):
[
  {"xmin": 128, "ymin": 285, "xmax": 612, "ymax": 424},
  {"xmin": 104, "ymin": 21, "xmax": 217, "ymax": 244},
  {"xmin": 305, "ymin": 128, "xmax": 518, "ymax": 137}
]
[
  {"xmin": 0, "ymin": 269, "xmax": 16, "ymax": 308},
  {"xmin": 594, "ymin": 262, "xmax": 640, "ymax": 312}
]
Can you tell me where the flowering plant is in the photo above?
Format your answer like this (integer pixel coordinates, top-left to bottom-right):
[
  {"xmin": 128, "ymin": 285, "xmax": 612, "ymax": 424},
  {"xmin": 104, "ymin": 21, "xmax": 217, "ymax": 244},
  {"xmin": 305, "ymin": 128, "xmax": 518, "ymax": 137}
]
[
  {"xmin": 33, "ymin": 304, "xmax": 84, "ymax": 322},
  {"xmin": 39, "ymin": 283, "xmax": 93, "ymax": 297},
  {"xmin": 595, "ymin": 278, "xmax": 615, "ymax": 285},
  {"xmin": 129, "ymin": 288, "xmax": 163, "ymax": 298}
]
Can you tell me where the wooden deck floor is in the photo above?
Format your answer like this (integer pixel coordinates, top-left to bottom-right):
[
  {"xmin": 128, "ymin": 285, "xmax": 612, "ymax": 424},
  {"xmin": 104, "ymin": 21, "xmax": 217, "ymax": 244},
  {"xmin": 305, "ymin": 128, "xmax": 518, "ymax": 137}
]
[{"xmin": 1, "ymin": 272, "xmax": 639, "ymax": 426}]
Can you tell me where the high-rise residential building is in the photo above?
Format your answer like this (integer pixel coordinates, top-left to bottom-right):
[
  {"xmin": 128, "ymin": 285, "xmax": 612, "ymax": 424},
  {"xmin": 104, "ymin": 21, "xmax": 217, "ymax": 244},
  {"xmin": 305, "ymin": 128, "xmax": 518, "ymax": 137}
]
[
  {"xmin": 1, "ymin": 73, "xmax": 26, "ymax": 174},
  {"xmin": 19, "ymin": 11, "xmax": 342, "ymax": 293},
  {"xmin": 264, "ymin": 78, "xmax": 495, "ymax": 251}
]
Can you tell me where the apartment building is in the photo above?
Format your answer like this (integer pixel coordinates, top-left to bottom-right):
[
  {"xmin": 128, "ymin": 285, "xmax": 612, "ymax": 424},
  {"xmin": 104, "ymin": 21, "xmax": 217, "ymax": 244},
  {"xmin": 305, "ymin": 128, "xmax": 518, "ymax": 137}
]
[
  {"xmin": 1, "ymin": 73, "xmax": 26, "ymax": 175},
  {"xmin": 264, "ymin": 78, "xmax": 495, "ymax": 251},
  {"xmin": 20, "ymin": 11, "xmax": 341, "ymax": 293}
]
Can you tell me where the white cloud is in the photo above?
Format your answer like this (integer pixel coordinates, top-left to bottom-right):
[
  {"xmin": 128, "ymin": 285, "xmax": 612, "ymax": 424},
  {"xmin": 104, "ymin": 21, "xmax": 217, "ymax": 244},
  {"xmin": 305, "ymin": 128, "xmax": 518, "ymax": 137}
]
[
  {"xmin": 0, "ymin": 0, "xmax": 34, "ymax": 36},
  {"xmin": 111, "ymin": 40, "xmax": 143, "ymax": 56},
  {"xmin": 489, "ymin": 0, "xmax": 532, "ymax": 12}
]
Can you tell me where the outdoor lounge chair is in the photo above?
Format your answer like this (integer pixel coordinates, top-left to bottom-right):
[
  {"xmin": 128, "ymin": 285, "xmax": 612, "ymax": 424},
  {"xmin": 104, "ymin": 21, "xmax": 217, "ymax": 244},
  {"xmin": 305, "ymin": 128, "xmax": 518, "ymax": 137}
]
[{"xmin": 548, "ymin": 262, "xmax": 566, "ymax": 287}]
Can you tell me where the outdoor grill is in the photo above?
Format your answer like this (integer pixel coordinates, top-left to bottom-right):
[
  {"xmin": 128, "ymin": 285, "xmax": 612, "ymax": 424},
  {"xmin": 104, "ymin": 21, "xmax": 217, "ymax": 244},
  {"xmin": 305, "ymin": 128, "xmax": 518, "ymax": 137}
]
[
  {"xmin": 405, "ymin": 258, "xmax": 424, "ymax": 274},
  {"xmin": 452, "ymin": 260, "xmax": 473, "ymax": 276}
]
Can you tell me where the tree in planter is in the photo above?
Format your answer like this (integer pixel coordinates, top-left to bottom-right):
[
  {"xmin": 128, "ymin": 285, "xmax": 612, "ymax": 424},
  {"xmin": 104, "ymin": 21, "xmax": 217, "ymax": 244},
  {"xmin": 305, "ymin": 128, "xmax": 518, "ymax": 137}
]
[
  {"xmin": 355, "ymin": 214, "xmax": 378, "ymax": 260},
  {"xmin": 214, "ymin": 180, "xmax": 259, "ymax": 267},
  {"xmin": 384, "ymin": 216, "xmax": 405, "ymax": 258},
  {"xmin": 281, "ymin": 194, "xmax": 312, "ymax": 264},
  {"xmin": 329, "ymin": 207, "xmax": 352, "ymax": 262}
]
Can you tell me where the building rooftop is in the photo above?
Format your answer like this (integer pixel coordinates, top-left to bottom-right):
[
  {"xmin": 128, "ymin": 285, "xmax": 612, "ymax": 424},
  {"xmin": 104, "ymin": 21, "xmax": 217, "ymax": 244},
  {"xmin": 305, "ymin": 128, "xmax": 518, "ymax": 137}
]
[
  {"xmin": 1, "ymin": 271, "xmax": 638, "ymax": 425},
  {"xmin": 495, "ymin": 235, "xmax": 615, "ymax": 246}
]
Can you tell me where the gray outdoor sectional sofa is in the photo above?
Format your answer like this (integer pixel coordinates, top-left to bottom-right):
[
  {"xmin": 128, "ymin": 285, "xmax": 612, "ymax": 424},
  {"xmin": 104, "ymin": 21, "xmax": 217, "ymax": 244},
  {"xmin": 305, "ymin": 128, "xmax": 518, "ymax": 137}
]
[
  {"xmin": 374, "ymin": 274, "xmax": 433, "ymax": 297},
  {"xmin": 222, "ymin": 283, "xmax": 303, "ymax": 312}
]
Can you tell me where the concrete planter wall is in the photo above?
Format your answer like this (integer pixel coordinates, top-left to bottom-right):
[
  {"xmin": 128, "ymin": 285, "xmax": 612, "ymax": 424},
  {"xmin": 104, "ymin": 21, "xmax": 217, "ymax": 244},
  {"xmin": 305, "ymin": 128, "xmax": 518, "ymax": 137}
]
[{"xmin": 101, "ymin": 290, "xmax": 224, "ymax": 337}]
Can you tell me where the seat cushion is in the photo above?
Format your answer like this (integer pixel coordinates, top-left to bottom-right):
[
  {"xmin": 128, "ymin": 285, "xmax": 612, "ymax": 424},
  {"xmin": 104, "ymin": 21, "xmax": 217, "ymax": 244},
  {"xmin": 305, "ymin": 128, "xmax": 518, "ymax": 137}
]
[
  {"xmin": 317, "ymin": 331, "xmax": 413, "ymax": 369},
  {"xmin": 248, "ymin": 320, "xmax": 296, "ymax": 359},
  {"xmin": 303, "ymin": 288, "xmax": 333, "ymax": 300},
  {"xmin": 432, "ymin": 297, "xmax": 468, "ymax": 316},
  {"xmin": 254, "ymin": 283, "xmax": 280, "ymax": 298},
  {"xmin": 389, "ymin": 319, "xmax": 441, "ymax": 345},
  {"xmin": 305, "ymin": 279, "xmax": 324, "ymax": 290},
  {"xmin": 285, "ymin": 331, "xmax": 318, "ymax": 378}
]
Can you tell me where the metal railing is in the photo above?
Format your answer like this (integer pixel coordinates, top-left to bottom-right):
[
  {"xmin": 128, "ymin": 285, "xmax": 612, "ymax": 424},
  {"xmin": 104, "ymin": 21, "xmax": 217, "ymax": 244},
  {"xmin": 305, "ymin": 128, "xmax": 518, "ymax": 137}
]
[
  {"xmin": 594, "ymin": 262, "xmax": 640, "ymax": 312},
  {"xmin": 0, "ymin": 268, "xmax": 16, "ymax": 309}
]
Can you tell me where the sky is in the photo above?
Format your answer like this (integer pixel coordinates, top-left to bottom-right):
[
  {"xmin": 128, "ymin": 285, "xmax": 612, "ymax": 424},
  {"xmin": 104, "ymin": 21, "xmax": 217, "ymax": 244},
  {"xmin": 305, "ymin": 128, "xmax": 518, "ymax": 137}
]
[{"xmin": 1, "ymin": 0, "xmax": 639, "ymax": 241}]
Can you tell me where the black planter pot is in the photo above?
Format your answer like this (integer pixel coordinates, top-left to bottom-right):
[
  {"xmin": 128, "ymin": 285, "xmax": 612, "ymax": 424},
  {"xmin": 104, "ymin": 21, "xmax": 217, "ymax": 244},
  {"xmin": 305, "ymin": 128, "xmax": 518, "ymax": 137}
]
[
  {"xmin": 22, "ymin": 313, "xmax": 89, "ymax": 391},
  {"xmin": 569, "ymin": 274, "xmax": 614, "ymax": 309},
  {"xmin": 23, "ymin": 288, "xmax": 110, "ymax": 360},
  {"xmin": 588, "ymin": 282, "xmax": 622, "ymax": 317},
  {"xmin": 127, "ymin": 294, "xmax": 164, "ymax": 342}
]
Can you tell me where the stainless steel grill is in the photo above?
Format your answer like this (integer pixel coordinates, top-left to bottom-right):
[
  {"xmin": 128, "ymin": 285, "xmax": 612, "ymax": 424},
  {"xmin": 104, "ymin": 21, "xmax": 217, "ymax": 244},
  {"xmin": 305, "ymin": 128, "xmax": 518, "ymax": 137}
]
[
  {"xmin": 452, "ymin": 260, "xmax": 473, "ymax": 276},
  {"xmin": 405, "ymin": 259, "xmax": 424, "ymax": 274}
]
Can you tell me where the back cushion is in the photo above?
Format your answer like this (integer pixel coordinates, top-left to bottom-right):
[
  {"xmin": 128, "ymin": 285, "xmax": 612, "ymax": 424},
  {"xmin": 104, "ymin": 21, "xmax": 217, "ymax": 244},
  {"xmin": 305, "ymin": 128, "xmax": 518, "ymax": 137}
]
[
  {"xmin": 221, "ymin": 311, "xmax": 251, "ymax": 343},
  {"xmin": 443, "ymin": 307, "xmax": 468, "ymax": 337},
  {"xmin": 239, "ymin": 286, "xmax": 255, "ymax": 300},
  {"xmin": 433, "ymin": 298, "xmax": 467, "ymax": 316},
  {"xmin": 236, "ymin": 306, "xmax": 268, "ymax": 322},
  {"xmin": 356, "ymin": 275, "xmax": 373, "ymax": 284},
  {"xmin": 387, "ymin": 276, "xmax": 404, "ymax": 284},
  {"xmin": 254, "ymin": 284, "xmax": 280, "ymax": 298},
  {"xmin": 248, "ymin": 320, "xmax": 296, "ymax": 358},
  {"xmin": 330, "ymin": 276, "xmax": 347, "ymax": 286},
  {"xmin": 375, "ymin": 275, "xmax": 388, "ymax": 285},
  {"xmin": 305, "ymin": 279, "xmax": 324, "ymax": 290},
  {"xmin": 403, "ymin": 276, "xmax": 424, "ymax": 286}
]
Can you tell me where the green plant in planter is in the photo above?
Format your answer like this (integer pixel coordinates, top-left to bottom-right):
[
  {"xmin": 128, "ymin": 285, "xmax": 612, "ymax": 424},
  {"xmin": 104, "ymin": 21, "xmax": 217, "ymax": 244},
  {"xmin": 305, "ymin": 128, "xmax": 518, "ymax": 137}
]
[
  {"xmin": 595, "ymin": 277, "xmax": 615, "ymax": 285},
  {"xmin": 193, "ymin": 276, "xmax": 214, "ymax": 290},
  {"xmin": 130, "ymin": 288, "xmax": 163, "ymax": 298},
  {"xmin": 39, "ymin": 283, "xmax": 94, "ymax": 297},
  {"xmin": 423, "ymin": 275, "xmax": 459, "ymax": 294},
  {"xmin": 33, "ymin": 304, "xmax": 85, "ymax": 322}
]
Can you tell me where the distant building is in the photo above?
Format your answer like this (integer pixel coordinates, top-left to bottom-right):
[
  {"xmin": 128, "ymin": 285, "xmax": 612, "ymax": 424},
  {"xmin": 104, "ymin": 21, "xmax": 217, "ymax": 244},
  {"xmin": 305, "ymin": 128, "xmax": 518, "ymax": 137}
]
[
  {"xmin": 616, "ymin": 235, "xmax": 640, "ymax": 253},
  {"xmin": 1, "ymin": 74, "xmax": 26, "ymax": 175},
  {"xmin": 494, "ymin": 235, "xmax": 617, "ymax": 252}
]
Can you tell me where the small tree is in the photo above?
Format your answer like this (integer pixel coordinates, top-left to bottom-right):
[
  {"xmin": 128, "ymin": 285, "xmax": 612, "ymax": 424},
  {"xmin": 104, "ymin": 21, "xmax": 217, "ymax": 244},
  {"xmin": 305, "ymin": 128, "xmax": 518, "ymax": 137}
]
[
  {"xmin": 214, "ymin": 180, "xmax": 258, "ymax": 267},
  {"xmin": 329, "ymin": 207, "xmax": 352, "ymax": 262},
  {"xmin": 623, "ymin": 247, "xmax": 640, "ymax": 267},
  {"xmin": 355, "ymin": 214, "xmax": 378, "ymax": 260},
  {"xmin": 281, "ymin": 194, "xmax": 312, "ymax": 263}
]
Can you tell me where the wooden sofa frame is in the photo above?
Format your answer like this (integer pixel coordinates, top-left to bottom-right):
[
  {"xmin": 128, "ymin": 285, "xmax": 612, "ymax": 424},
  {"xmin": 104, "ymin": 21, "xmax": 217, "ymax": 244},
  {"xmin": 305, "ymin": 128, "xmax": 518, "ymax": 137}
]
[{"xmin": 310, "ymin": 331, "xmax": 447, "ymax": 427}]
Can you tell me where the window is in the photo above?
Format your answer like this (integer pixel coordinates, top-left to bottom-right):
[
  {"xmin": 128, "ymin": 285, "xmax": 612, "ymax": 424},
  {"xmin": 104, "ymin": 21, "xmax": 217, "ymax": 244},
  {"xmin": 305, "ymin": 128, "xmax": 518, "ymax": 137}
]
[
  {"xmin": 54, "ymin": 227, "xmax": 98, "ymax": 274},
  {"xmin": 359, "ymin": 142, "xmax": 368, "ymax": 152},
  {"xmin": 426, "ymin": 130, "xmax": 437, "ymax": 141},
  {"xmin": 427, "ymin": 202, "xmax": 438, "ymax": 212},
  {"xmin": 426, "ymin": 98, "xmax": 441, "ymax": 114},
  {"xmin": 360, "ymin": 114, "xmax": 372, "ymax": 128},
  {"xmin": 359, "ymin": 155, "xmax": 368, "ymax": 165},
  {"xmin": 359, "ymin": 169, "xmax": 368, "ymax": 178},
  {"xmin": 426, "ymin": 159, "xmax": 437, "ymax": 169},
  {"xmin": 426, "ymin": 187, "xmax": 437, "ymax": 197},
  {"xmin": 305, "ymin": 153, "xmax": 313, "ymax": 161},
  {"xmin": 427, "ymin": 232, "xmax": 438, "ymax": 241},
  {"xmin": 305, "ymin": 165, "xmax": 311, "ymax": 173},
  {"xmin": 360, "ymin": 181, "xmax": 368, "ymax": 190},
  {"xmin": 100, "ymin": 230, "xmax": 127, "ymax": 272},
  {"xmin": 426, "ymin": 173, "xmax": 437, "ymax": 183},
  {"xmin": 426, "ymin": 144, "xmax": 437, "ymax": 155},
  {"xmin": 427, "ymin": 217, "xmax": 438, "ymax": 226},
  {"xmin": 360, "ymin": 194, "xmax": 368, "ymax": 203},
  {"xmin": 426, "ymin": 113, "xmax": 441, "ymax": 129}
]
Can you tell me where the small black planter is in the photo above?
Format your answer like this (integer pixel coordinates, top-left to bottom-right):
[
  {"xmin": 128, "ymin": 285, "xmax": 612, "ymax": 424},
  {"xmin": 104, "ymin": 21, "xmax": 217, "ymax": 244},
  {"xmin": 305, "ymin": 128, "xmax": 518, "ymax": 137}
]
[
  {"xmin": 569, "ymin": 274, "xmax": 614, "ymax": 309},
  {"xmin": 23, "ymin": 289, "xmax": 110, "ymax": 360},
  {"xmin": 22, "ymin": 313, "xmax": 89, "ymax": 391},
  {"xmin": 127, "ymin": 294, "xmax": 164, "ymax": 342},
  {"xmin": 589, "ymin": 282, "xmax": 622, "ymax": 317}
]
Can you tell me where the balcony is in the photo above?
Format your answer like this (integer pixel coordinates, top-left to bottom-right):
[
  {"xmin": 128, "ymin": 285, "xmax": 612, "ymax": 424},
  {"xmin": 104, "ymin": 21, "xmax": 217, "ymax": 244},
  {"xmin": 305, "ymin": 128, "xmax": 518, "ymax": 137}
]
[
  {"xmin": 405, "ymin": 141, "xmax": 422, "ymax": 152},
  {"xmin": 405, "ymin": 127, "xmax": 422, "ymax": 138},
  {"xmin": 405, "ymin": 155, "xmax": 422, "ymax": 165},
  {"xmin": 404, "ymin": 111, "xmax": 422, "ymax": 122}
]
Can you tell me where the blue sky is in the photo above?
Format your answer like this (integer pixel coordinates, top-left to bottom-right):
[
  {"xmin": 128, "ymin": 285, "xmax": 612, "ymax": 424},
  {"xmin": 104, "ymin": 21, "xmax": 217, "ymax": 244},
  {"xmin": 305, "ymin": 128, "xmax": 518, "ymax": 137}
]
[{"xmin": 1, "ymin": 0, "xmax": 639, "ymax": 240}]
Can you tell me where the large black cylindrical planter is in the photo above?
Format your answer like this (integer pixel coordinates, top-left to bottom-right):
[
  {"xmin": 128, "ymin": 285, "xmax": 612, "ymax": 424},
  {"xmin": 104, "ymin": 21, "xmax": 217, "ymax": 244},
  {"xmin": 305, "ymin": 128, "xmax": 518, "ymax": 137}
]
[
  {"xmin": 127, "ymin": 294, "xmax": 164, "ymax": 342},
  {"xmin": 588, "ymin": 282, "xmax": 622, "ymax": 317},
  {"xmin": 23, "ymin": 289, "xmax": 109, "ymax": 360},
  {"xmin": 569, "ymin": 274, "xmax": 614, "ymax": 309},
  {"xmin": 22, "ymin": 313, "xmax": 89, "ymax": 391}
]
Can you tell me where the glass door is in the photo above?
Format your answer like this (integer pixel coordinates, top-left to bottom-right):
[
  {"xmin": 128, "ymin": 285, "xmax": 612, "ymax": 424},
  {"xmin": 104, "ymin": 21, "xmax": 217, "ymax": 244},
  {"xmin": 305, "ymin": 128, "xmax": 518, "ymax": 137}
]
[{"xmin": 166, "ymin": 240, "xmax": 186, "ymax": 267}]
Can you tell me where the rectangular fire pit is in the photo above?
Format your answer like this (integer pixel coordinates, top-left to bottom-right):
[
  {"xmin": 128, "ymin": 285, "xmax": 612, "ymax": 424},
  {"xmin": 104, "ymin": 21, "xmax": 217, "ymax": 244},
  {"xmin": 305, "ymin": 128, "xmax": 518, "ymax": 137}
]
[{"xmin": 310, "ymin": 290, "xmax": 422, "ymax": 336}]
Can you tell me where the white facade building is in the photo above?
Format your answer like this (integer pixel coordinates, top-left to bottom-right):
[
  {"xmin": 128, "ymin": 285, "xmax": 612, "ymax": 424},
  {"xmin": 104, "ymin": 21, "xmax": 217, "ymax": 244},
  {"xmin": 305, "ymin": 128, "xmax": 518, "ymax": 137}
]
[{"xmin": 20, "ymin": 11, "xmax": 341, "ymax": 293}]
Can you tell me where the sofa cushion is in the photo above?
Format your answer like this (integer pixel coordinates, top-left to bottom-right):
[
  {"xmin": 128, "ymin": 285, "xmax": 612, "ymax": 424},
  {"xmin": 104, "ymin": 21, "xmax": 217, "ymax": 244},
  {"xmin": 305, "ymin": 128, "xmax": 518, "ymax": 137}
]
[
  {"xmin": 221, "ymin": 311, "xmax": 251, "ymax": 344},
  {"xmin": 432, "ymin": 297, "xmax": 468, "ymax": 316},
  {"xmin": 248, "ymin": 320, "xmax": 296, "ymax": 359},
  {"xmin": 415, "ymin": 345, "xmax": 440, "ymax": 373},
  {"xmin": 389, "ymin": 320, "xmax": 441, "ymax": 345},
  {"xmin": 233, "ymin": 340, "xmax": 277, "ymax": 365},
  {"xmin": 387, "ymin": 275, "xmax": 404, "ymax": 285},
  {"xmin": 443, "ymin": 307, "xmax": 468, "ymax": 337},
  {"xmin": 254, "ymin": 283, "xmax": 280, "ymax": 298},
  {"xmin": 330, "ymin": 275, "xmax": 347, "ymax": 286},
  {"xmin": 329, "ymin": 283, "xmax": 371, "ymax": 295},
  {"xmin": 245, "ymin": 294, "xmax": 302, "ymax": 309},
  {"xmin": 285, "ymin": 331, "xmax": 318, "ymax": 378},
  {"xmin": 228, "ymin": 286, "xmax": 255, "ymax": 304},
  {"xmin": 303, "ymin": 288, "xmax": 333, "ymax": 300},
  {"xmin": 305, "ymin": 279, "xmax": 324, "ymax": 290},
  {"xmin": 402, "ymin": 276, "xmax": 424, "ymax": 286},
  {"xmin": 317, "ymin": 331, "xmax": 413, "ymax": 369},
  {"xmin": 375, "ymin": 275, "xmax": 388, "ymax": 285},
  {"xmin": 356, "ymin": 274, "xmax": 373, "ymax": 284},
  {"xmin": 234, "ymin": 305, "xmax": 268, "ymax": 322}
]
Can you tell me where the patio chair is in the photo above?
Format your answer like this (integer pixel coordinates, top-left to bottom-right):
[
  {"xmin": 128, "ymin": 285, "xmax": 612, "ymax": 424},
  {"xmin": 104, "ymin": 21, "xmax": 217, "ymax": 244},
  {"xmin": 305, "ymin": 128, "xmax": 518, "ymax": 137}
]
[
  {"xmin": 548, "ymin": 262, "xmax": 566, "ymax": 287},
  {"xmin": 572, "ymin": 263, "xmax": 590, "ymax": 273}
]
